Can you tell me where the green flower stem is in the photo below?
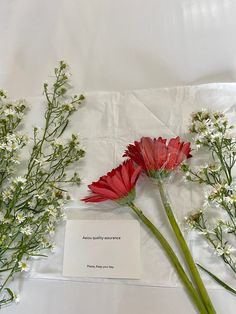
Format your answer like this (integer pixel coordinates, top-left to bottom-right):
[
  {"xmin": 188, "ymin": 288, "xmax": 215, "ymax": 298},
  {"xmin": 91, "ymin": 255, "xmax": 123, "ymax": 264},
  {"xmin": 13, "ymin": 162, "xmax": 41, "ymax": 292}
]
[
  {"xmin": 0, "ymin": 266, "xmax": 17, "ymax": 295},
  {"xmin": 156, "ymin": 179, "xmax": 216, "ymax": 314},
  {"xmin": 129, "ymin": 202, "xmax": 208, "ymax": 314}
]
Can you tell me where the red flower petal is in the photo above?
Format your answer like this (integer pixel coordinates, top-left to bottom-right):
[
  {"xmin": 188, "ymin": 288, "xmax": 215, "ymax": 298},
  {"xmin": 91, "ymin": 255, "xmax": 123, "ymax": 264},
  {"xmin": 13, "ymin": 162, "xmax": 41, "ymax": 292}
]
[
  {"xmin": 121, "ymin": 161, "xmax": 131, "ymax": 191},
  {"xmin": 81, "ymin": 195, "xmax": 108, "ymax": 202},
  {"xmin": 88, "ymin": 184, "xmax": 119, "ymax": 199},
  {"xmin": 110, "ymin": 173, "xmax": 128, "ymax": 196},
  {"xmin": 130, "ymin": 165, "xmax": 142, "ymax": 186},
  {"xmin": 182, "ymin": 142, "xmax": 192, "ymax": 158},
  {"xmin": 125, "ymin": 136, "xmax": 192, "ymax": 175},
  {"xmin": 123, "ymin": 142, "xmax": 146, "ymax": 170},
  {"xmin": 140, "ymin": 137, "xmax": 155, "ymax": 170},
  {"xmin": 82, "ymin": 160, "xmax": 141, "ymax": 203},
  {"xmin": 154, "ymin": 137, "xmax": 167, "ymax": 169}
]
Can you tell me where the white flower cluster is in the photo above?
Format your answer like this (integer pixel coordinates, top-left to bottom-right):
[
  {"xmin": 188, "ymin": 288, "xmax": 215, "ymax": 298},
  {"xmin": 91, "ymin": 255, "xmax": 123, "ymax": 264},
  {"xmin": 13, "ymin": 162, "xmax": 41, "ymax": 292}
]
[
  {"xmin": 0, "ymin": 61, "xmax": 85, "ymax": 306},
  {"xmin": 0, "ymin": 133, "xmax": 28, "ymax": 153},
  {"xmin": 214, "ymin": 243, "xmax": 233, "ymax": 257},
  {"xmin": 183, "ymin": 109, "xmax": 236, "ymax": 275},
  {"xmin": 185, "ymin": 210, "xmax": 203, "ymax": 230},
  {"xmin": 189, "ymin": 110, "xmax": 233, "ymax": 149},
  {"xmin": 0, "ymin": 99, "xmax": 27, "ymax": 120},
  {"xmin": 203, "ymin": 182, "xmax": 236, "ymax": 211},
  {"xmin": 0, "ymin": 97, "xmax": 29, "ymax": 183}
]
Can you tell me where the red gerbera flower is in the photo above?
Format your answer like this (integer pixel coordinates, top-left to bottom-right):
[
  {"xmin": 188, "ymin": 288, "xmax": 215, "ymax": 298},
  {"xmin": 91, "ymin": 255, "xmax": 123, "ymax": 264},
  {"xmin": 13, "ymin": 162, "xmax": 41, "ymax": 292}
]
[
  {"xmin": 123, "ymin": 136, "xmax": 191, "ymax": 178},
  {"xmin": 81, "ymin": 159, "xmax": 142, "ymax": 205}
]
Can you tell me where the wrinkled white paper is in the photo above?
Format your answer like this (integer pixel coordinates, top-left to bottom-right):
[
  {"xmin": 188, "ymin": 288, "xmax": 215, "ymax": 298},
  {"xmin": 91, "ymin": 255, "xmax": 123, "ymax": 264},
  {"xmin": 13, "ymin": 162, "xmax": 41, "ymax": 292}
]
[{"xmin": 30, "ymin": 83, "xmax": 236, "ymax": 289}]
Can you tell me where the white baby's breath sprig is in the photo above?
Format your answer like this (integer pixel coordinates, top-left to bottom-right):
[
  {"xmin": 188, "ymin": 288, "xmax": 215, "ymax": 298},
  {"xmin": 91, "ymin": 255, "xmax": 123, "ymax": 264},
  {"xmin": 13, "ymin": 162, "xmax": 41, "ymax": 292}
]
[
  {"xmin": 0, "ymin": 61, "xmax": 85, "ymax": 306},
  {"xmin": 185, "ymin": 109, "xmax": 236, "ymax": 275}
]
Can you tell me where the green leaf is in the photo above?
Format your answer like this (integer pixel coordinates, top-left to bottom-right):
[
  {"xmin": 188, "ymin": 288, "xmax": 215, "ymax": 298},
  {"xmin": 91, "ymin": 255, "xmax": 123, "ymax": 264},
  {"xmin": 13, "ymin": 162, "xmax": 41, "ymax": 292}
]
[
  {"xmin": 57, "ymin": 120, "xmax": 69, "ymax": 138},
  {"xmin": 5, "ymin": 288, "xmax": 14, "ymax": 301},
  {"xmin": 197, "ymin": 263, "xmax": 236, "ymax": 295}
]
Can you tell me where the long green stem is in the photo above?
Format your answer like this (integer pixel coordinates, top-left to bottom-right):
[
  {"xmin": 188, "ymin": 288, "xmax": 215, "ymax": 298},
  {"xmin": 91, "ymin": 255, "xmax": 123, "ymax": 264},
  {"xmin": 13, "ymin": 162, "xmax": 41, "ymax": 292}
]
[
  {"xmin": 129, "ymin": 202, "xmax": 208, "ymax": 314},
  {"xmin": 156, "ymin": 179, "xmax": 216, "ymax": 314},
  {"xmin": 0, "ymin": 267, "xmax": 16, "ymax": 295}
]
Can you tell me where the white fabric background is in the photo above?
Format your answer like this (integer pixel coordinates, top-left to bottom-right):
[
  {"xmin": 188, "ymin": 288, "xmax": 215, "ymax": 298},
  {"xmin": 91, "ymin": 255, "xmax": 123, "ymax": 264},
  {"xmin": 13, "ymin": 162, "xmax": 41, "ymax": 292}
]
[
  {"xmin": 1, "ymin": 0, "xmax": 236, "ymax": 313},
  {"xmin": 1, "ymin": 0, "xmax": 236, "ymax": 97}
]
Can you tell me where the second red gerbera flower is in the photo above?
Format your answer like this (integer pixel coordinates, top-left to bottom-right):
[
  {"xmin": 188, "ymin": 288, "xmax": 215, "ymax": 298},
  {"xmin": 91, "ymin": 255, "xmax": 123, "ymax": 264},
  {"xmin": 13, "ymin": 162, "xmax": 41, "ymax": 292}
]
[{"xmin": 123, "ymin": 136, "xmax": 191, "ymax": 178}]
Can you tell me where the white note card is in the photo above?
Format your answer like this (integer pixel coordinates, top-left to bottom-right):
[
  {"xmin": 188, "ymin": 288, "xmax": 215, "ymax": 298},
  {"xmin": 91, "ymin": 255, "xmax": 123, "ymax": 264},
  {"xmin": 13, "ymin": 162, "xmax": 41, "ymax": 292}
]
[{"xmin": 63, "ymin": 219, "xmax": 141, "ymax": 279}]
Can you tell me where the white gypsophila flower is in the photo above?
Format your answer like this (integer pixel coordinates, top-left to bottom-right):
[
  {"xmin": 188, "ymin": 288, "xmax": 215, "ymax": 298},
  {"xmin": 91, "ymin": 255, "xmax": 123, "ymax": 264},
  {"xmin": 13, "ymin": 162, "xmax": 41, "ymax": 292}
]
[
  {"xmin": 30, "ymin": 250, "xmax": 40, "ymax": 257},
  {"xmin": 194, "ymin": 135, "xmax": 208, "ymax": 147},
  {"xmin": 225, "ymin": 181, "xmax": 236, "ymax": 192},
  {"xmin": 210, "ymin": 164, "xmax": 222, "ymax": 173},
  {"xmin": 215, "ymin": 243, "xmax": 233, "ymax": 257},
  {"xmin": 33, "ymin": 157, "xmax": 47, "ymax": 167},
  {"xmin": 193, "ymin": 114, "xmax": 229, "ymax": 144},
  {"xmin": 4, "ymin": 108, "xmax": 16, "ymax": 116},
  {"xmin": 16, "ymin": 213, "xmax": 26, "ymax": 223},
  {"xmin": 198, "ymin": 229, "xmax": 209, "ymax": 235},
  {"xmin": 210, "ymin": 132, "xmax": 222, "ymax": 140},
  {"xmin": 5, "ymin": 134, "xmax": 20, "ymax": 152},
  {"xmin": 40, "ymin": 237, "xmax": 51, "ymax": 248},
  {"xmin": 199, "ymin": 228, "xmax": 215, "ymax": 236},
  {"xmin": 20, "ymin": 134, "xmax": 29, "ymax": 144},
  {"xmin": 18, "ymin": 261, "xmax": 30, "ymax": 272},
  {"xmin": 33, "ymin": 193, "xmax": 43, "ymax": 201},
  {"xmin": 198, "ymin": 228, "xmax": 215, "ymax": 236},
  {"xmin": 16, "ymin": 112, "xmax": 24, "ymax": 119},
  {"xmin": 13, "ymin": 177, "xmax": 27, "ymax": 185},
  {"xmin": 195, "ymin": 143, "xmax": 201, "ymax": 150},
  {"xmin": 50, "ymin": 244, "xmax": 55, "ymax": 253},
  {"xmin": 12, "ymin": 157, "xmax": 20, "ymax": 164},
  {"xmin": 2, "ymin": 188, "xmax": 14, "ymax": 202},
  {"xmin": 57, "ymin": 199, "xmax": 65, "ymax": 206},
  {"xmin": 184, "ymin": 216, "xmax": 195, "ymax": 230},
  {"xmin": 20, "ymin": 225, "xmax": 33, "ymax": 236},
  {"xmin": 216, "ymin": 115, "xmax": 227, "ymax": 126},
  {"xmin": 0, "ymin": 133, "xmax": 27, "ymax": 153},
  {"xmin": 63, "ymin": 103, "xmax": 75, "ymax": 112},
  {"xmin": 46, "ymin": 205, "xmax": 58, "ymax": 217},
  {"xmin": 52, "ymin": 138, "xmax": 65, "ymax": 148},
  {"xmin": 46, "ymin": 224, "xmax": 55, "ymax": 235},
  {"xmin": 15, "ymin": 98, "xmax": 27, "ymax": 108},
  {"xmin": 218, "ymin": 220, "xmax": 236, "ymax": 233}
]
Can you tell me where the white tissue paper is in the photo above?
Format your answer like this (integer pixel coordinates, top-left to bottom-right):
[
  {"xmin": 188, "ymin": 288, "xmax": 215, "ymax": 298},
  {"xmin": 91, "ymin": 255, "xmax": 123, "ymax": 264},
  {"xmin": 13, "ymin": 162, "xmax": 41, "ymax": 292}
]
[{"xmin": 29, "ymin": 83, "xmax": 236, "ymax": 289}]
